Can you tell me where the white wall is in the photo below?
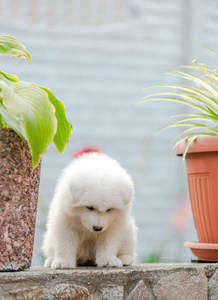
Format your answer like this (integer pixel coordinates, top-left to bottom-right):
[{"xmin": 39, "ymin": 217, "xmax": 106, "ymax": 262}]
[{"xmin": 1, "ymin": 0, "xmax": 218, "ymax": 264}]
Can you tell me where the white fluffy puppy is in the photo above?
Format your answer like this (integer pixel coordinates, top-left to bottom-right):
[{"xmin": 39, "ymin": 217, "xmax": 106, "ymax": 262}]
[{"xmin": 42, "ymin": 152, "xmax": 137, "ymax": 269}]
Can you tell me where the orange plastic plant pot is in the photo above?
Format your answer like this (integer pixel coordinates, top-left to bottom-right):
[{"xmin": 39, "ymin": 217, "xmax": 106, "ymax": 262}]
[{"xmin": 177, "ymin": 136, "xmax": 218, "ymax": 244}]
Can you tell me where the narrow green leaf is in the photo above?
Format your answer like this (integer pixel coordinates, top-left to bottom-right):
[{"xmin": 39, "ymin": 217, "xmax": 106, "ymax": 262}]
[
  {"xmin": 156, "ymin": 121, "xmax": 217, "ymax": 137},
  {"xmin": 0, "ymin": 35, "xmax": 31, "ymax": 62},
  {"xmin": 141, "ymin": 58, "xmax": 218, "ymax": 160},
  {"xmin": 182, "ymin": 136, "xmax": 198, "ymax": 164},
  {"xmin": 169, "ymin": 115, "xmax": 217, "ymax": 125},
  {"xmin": 165, "ymin": 69, "xmax": 218, "ymax": 100},
  {"xmin": 170, "ymin": 126, "xmax": 218, "ymax": 149},
  {"xmin": 40, "ymin": 87, "xmax": 72, "ymax": 153},
  {"xmin": 205, "ymin": 106, "xmax": 218, "ymax": 118},
  {"xmin": 139, "ymin": 96, "xmax": 209, "ymax": 114},
  {"xmin": 202, "ymin": 46, "xmax": 218, "ymax": 55},
  {"xmin": 172, "ymin": 133, "xmax": 216, "ymax": 164},
  {"xmin": 141, "ymin": 87, "xmax": 218, "ymax": 111},
  {"xmin": 171, "ymin": 132, "xmax": 217, "ymax": 153},
  {"xmin": 142, "ymin": 84, "xmax": 217, "ymax": 107},
  {"xmin": 162, "ymin": 113, "xmax": 218, "ymax": 123}
]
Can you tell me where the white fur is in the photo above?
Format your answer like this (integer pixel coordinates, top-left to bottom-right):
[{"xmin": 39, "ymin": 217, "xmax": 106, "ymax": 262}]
[{"xmin": 42, "ymin": 153, "xmax": 137, "ymax": 269}]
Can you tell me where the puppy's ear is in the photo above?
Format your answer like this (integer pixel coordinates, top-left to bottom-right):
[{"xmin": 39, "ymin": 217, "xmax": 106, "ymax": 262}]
[
  {"xmin": 69, "ymin": 183, "xmax": 82, "ymax": 206},
  {"xmin": 69, "ymin": 182, "xmax": 90, "ymax": 207},
  {"xmin": 121, "ymin": 182, "xmax": 135, "ymax": 205}
]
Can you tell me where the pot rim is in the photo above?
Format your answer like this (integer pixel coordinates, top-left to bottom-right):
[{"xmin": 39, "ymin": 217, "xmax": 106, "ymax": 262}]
[
  {"xmin": 184, "ymin": 241, "xmax": 218, "ymax": 250},
  {"xmin": 176, "ymin": 136, "xmax": 218, "ymax": 156}
]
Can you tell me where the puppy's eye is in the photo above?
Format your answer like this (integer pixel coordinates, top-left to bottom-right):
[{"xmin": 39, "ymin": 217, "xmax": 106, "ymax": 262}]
[
  {"xmin": 106, "ymin": 208, "xmax": 112, "ymax": 212},
  {"xmin": 87, "ymin": 206, "xmax": 94, "ymax": 211}
]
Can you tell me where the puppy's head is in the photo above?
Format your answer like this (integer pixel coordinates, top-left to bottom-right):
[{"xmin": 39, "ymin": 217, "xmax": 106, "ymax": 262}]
[
  {"xmin": 72, "ymin": 205, "xmax": 121, "ymax": 233},
  {"xmin": 71, "ymin": 183, "xmax": 133, "ymax": 232},
  {"xmin": 67, "ymin": 153, "xmax": 134, "ymax": 233}
]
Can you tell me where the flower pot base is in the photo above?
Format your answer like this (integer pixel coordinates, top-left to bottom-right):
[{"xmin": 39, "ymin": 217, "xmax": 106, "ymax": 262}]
[
  {"xmin": 184, "ymin": 241, "xmax": 218, "ymax": 262},
  {"xmin": 0, "ymin": 128, "xmax": 41, "ymax": 271}
]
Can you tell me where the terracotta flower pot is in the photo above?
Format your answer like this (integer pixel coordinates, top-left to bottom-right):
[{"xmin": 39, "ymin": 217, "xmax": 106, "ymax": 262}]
[
  {"xmin": 177, "ymin": 136, "xmax": 218, "ymax": 261},
  {"xmin": 0, "ymin": 128, "xmax": 41, "ymax": 271}
]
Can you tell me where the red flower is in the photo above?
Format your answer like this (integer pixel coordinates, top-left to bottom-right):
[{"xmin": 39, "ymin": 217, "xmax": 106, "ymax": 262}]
[{"xmin": 73, "ymin": 147, "xmax": 102, "ymax": 159}]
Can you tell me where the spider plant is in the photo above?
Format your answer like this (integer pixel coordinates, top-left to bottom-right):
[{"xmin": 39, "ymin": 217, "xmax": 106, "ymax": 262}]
[
  {"xmin": 0, "ymin": 35, "xmax": 72, "ymax": 168},
  {"xmin": 140, "ymin": 56, "xmax": 218, "ymax": 161}
]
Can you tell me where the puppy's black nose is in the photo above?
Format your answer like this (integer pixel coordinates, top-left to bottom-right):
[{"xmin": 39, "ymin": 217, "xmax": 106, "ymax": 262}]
[{"xmin": 93, "ymin": 226, "xmax": 103, "ymax": 232}]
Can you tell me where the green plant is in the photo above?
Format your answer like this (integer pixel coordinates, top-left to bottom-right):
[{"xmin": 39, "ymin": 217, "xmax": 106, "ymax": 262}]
[
  {"xmin": 140, "ymin": 54, "xmax": 218, "ymax": 159},
  {"xmin": 0, "ymin": 35, "xmax": 72, "ymax": 168}
]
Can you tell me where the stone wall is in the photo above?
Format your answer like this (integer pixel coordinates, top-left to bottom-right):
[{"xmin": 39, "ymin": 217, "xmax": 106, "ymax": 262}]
[{"xmin": 0, "ymin": 263, "xmax": 217, "ymax": 299}]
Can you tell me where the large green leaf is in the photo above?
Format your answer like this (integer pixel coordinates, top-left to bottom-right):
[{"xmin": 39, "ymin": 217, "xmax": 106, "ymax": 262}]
[
  {"xmin": 0, "ymin": 81, "xmax": 57, "ymax": 168},
  {"xmin": 0, "ymin": 35, "xmax": 72, "ymax": 168},
  {"xmin": 0, "ymin": 35, "xmax": 31, "ymax": 62},
  {"xmin": 40, "ymin": 87, "xmax": 72, "ymax": 153},
  {"xmin": 0, "ymin": 102, "xmax": 25, "ymax": 138}
]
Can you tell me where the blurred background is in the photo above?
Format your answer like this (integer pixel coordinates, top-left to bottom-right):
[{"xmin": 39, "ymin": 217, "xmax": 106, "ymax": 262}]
[{"xmin": 1, "ymin": 0, "xmax": 218, "ymax": 265}]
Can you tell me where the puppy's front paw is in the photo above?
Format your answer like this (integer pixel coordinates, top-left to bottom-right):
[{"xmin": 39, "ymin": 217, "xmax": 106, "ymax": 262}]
[
  {"xmin": 44, "ymin": 257, "xmax": 53, "ymax": 268},
  {"xmin": 96, "ymin": 256, "xmax": 122, "ymax": 268},
  {"xmin": 119, "ymin": 255, "xmax": 134, "ymax": 266},
  {"xmin": 51, "ymin": 258, "xmax": 76, "ymax": 269},
  {"xmin": 108, "ymin": 257, "xmax": 122, "ymax": 267}
]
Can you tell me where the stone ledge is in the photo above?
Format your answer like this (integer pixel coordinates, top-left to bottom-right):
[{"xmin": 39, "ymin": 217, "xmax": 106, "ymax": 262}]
[{"xmin": 0, "ymin": 263, "xmax": 217, "ymax": 299}]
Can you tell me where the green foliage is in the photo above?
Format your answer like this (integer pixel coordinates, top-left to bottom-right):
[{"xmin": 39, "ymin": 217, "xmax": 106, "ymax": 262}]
[
  {"xmin": 0, "ymin": 35, "xmax": 72, "ymax": 168},
  {"xmin": 0, "ymin": 35, "xmax": 31, "ymax": 61},
  {"xmin": 140, "ymin": 57, "xmax": 218, "ymax": 159},
  {"xmin": 143, "ymin": 252, "xmax": 163, "ymax": 263}
]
